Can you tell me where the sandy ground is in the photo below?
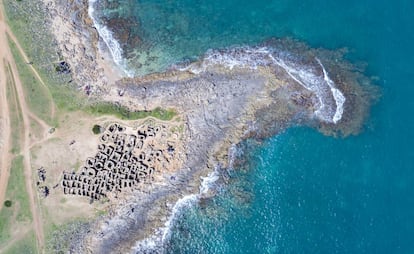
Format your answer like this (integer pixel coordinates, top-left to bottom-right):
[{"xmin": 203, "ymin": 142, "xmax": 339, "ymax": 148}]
[
  {"xmin": 31, "ymin": 112, "xmax": 109, "ymax": 225},
  {"xmin": 30, "ymin": 112, "xmax": 185, "ymax": 225}
]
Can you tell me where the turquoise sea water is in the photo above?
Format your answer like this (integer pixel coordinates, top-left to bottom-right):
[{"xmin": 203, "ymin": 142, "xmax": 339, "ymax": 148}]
[{"xmin": 94, "ymin": 0, "xmax": 414, "ymax": 252}]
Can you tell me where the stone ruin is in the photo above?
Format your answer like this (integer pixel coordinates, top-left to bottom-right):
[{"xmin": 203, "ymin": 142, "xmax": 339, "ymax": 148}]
[
  {"xmin": 36, "ymin": 167, "xmax": 49, "ymax": 198},
  {"xmin": 62, "ymin": 122, "xmax": 175, "ymax": 201}
]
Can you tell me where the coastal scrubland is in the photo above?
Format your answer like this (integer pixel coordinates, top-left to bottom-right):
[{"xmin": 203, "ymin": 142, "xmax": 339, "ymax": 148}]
[
  {"xmin": 8, "ymin": 37, "xmax": 55, "ymax": 125},
  {"xmin": 0, "ymin": 1, "xmax": 180, "ymax": 253},
  {"xmin": 85, "ymin": 103, "xmax": 177, "ymax": 121},
  {"xmin": 4, "ymin": 0, "xmax": 176, "ymax": 119},
  {"xmin": 3, "ymin": 0, "xmax": 80, "ymax": 111}
]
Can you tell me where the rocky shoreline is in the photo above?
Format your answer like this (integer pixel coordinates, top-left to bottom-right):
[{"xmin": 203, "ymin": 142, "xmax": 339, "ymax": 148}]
[
  {"xmin": 15, "ymin": 0, "xmax": 378, "ymax": 253},
  {"xmin": 42, "ymin": 0, "xmax": 123, "ymax": 94},
  {"xmin": 83, "ymin": 56, "xmax": 375, "ymax": 253}
]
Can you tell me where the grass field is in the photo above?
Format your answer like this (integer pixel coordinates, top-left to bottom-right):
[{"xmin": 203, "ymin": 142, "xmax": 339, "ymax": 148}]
[
  {"xmin": 3, "ymin": 0, "xmax": 84, "ymax": 113},
  {"xmin": 4, "ymin": 231, "xmax": 37, "ymax": 254},
  {"xmin": 85, "ymin": 102, "xmax": 177, "ymax": 121},
  {"xmin": 0, "ymin": 156, "xmax": 32, "ymax": 245},
  {"xmin": 7, "ymin": 37, "xmax": 55, "ymax": 125},
  {"xmin": 0, "ymin": 201, "xmax": 13, "ymax": 245},
  {"xmin": 7, "ymin": 155, "xmax": 32, "ymax": 222},
  {"xmin": 0, "ymin": 61, "xmax": 33, "ymax": 249},
  {"xmin": 3, "ymin": 0, "xmax": 178, "ymax": 122},
  {"xmin": 3, "ymin": 230, "xmax": 36, "ymax": 254},
  {"xmin": 4, "ymin": 60, "xmax": 23, "ymax": 154}
]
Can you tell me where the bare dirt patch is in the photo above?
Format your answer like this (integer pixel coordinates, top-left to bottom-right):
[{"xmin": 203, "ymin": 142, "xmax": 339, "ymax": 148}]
[{"xmin": 30, "ymin": 111, "xmax": 185, "ymax": 229}]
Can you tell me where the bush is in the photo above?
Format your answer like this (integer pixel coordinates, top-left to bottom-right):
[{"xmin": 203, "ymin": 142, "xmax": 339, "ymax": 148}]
[
  {"xmin": 4, "ymin": 200, "xmax": 12, "ymax": 207},
  {"xmin": 85, "ymin": 102, "xmax": 177, "ymax": 121},
  {"xmin": 92, "ymin": 125, "xmax": 102, "ymax": 134}
]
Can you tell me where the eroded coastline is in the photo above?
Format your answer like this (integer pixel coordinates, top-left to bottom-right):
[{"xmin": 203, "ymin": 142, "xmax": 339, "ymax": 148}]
[
  {"xmin": 2, "ymin": 0, "xmax": 378, "ymax": 253},
  {"xmin": 96, "ymin": 45, "xmax": 376, "ymax": 253}
]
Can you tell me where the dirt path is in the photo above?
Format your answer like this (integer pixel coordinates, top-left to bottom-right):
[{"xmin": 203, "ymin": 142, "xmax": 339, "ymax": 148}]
[
  {"xmin": 0, "ymin": 1, "xmax": 45, "ymax": 251},
  {"xmin": 29, "ymin": 111, "xmax": 52, "ymax": 134},
  {"xmin": 4, "ymin": 23, "xmax": 56, "ymax": 120},
  {"xmin": 0, "ymin": 202, "xmax": 32, "ymax": 253},
  {"xmin": 0, "ymin": 8, "xmax": 12, "ymax": 212}
]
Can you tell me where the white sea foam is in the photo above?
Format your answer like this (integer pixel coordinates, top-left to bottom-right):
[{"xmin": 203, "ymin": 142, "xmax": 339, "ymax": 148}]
[
  {"xmin": 126, "ymin": 45, "xmax": 346, "ymax": 252},
  {"xmin": 316, "ymin": 58, "xmax": 346, "ymax": 123},
  {"xmin": 88, "ymin": 0, "xmax": 134, "ymax": 77},
  {"xmin": 179, "ymin": 46, "xmax": 274, "ymax": 73},
  {"xmin": 200, "ymin": 170, "xmax": 220, "ymax": 195},
  {"xmin": 161, "ymin": 168, "xmax": 220, "ymax": 243},
  {"xmin": 131, "ymin": 168, "xmax": 221, "ymax": 253},
  {"xmin": 161, "ymin": 194, "xmax": 198, "ymax": 242},
  {"xmin": 180, "ymin": 46, "xmax": 346, "ymax": 124}
]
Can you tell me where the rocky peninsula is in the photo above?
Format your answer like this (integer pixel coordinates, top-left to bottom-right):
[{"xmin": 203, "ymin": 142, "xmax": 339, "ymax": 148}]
[{"xmin": 1, "ymin": 0, "xmax": 377, "ymax": 253}]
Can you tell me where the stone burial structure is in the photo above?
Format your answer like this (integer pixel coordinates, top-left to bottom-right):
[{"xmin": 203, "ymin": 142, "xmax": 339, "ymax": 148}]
[
  {"xmin": 62, "ymin": 121, "xmax": 177, "ymax": 201},
  {"xmin": 36, "ymin": 167, "xmax": 50, "ymax": 198}
]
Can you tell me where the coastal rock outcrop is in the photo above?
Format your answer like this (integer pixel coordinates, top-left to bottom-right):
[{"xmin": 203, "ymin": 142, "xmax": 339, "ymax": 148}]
[
  {"xmin": 36, "ymin": 1, "xmax": 377, "ymax": 252},
  {"xmin": 73, "ymin": 41, "xmax": 377, "ymax": 253}
]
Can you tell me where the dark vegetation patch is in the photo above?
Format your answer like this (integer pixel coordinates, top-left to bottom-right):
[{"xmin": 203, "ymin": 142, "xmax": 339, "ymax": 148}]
[
  {"xmin": 85, "ymin": 102, "xmax": 177, "ymax": 121},
  {"xmin": 92, "ymin": 124, "xmax": 103, "ymax": 134},
  {"xmin": 4, "ymin": 200, "xmax": 12, "ymax": 208},
  {"xmin": 55, "ymin": 61, "xmax": 71, "ymax": 74}
]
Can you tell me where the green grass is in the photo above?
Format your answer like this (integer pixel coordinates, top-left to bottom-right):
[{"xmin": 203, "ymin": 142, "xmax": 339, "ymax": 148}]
[
  {"xmin": 171, "ymin": 124, "xmax": 185, "ymax": 134},
  {"xmin": 4, "ymin": 0, "xmax": 84, "ymax": 112},
  {"xmin": 0, "ymin": 62, "xmax": 27, "ymax": 246},
  {"xmin": 4, "ymin": 1, "xmax": 180, "ymax": 123},
  {"xmin": 4, "ymin": 60, "xmax": 23, "ymax": 154},
  {"xmin": 0, "ymin": 202, "xmax": 13, "ymax": 244},
  {"xmin": 3, "ymin": 67, "xmax": 35, "ymax": 248},
  {"xmin": 0, "ymin": 156, "xmax": 32, "ymax": 246},
  {"xmin": 7, "ymin": 156, "xmax": 32, "ymax": 221},
  {"xmin": 7, "ymin": 37, "xmax": 55, "ymax": 125},
  {"xmin": 3, "ymin": 230, "xmax": 37, "ymax": 254},
  {"xmin": 84, "ymin": 102, "xmax": 177, "ymax": 121}
]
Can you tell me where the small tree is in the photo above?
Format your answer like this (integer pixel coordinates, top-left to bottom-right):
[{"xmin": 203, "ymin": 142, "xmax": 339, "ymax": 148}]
[
  {"xmin": 92, "ymin": 125, "xmax": 102, "ymax": 134},
  {"xmin": 4, "ymin": 200, "xmax": 12, "ymax": 207}
]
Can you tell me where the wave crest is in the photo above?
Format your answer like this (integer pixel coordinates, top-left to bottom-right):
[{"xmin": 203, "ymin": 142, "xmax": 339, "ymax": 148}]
[
  {"xmin": 180, "ymin": 46, "xmax": 346, "ymax": 124},
  {"xmin": 88, "ymin": 0, "xmax": 134, "ymax": 77},
  {"xmin": 131, "ymin": 168, "xmax": 221, "ymax": 253}
]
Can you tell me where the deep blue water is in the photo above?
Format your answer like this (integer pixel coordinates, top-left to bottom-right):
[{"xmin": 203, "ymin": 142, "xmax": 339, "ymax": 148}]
[{"xmin": 95, "ymin": 0, "xmax": 414, "ymax": 253}]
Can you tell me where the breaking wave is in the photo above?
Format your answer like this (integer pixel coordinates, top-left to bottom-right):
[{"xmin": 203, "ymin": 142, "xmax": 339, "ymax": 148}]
[
  {"xmin": 316, "ymin": 58, "xmax": 346, "ymax": 124},
  {"xmin": 179, "ymin": 46, "xmax": 346, "ymax": 124},
  {"xmin": 86, "ymin": 4, "xmax": 346, "ymax": 122},
  {"xmin": 88, "ymin": 0, "xmax": 134, "ymax": 77},
  {"xmin": 131, "ymin": 168, "xmax": 221, "ymax": 253}
]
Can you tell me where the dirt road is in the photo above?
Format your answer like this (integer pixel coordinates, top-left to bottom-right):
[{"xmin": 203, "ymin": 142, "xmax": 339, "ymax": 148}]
[
  {"xmin": 0, "ymin": 3, "xmax": 11, "ymax": 214},
  {"xmin": 0, "ymin": 1, "xmax": 50, "ymax": 251}
]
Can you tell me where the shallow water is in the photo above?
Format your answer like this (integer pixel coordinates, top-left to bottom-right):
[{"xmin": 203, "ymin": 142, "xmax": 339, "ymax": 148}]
[{"xmin": 92, "ymin": 0, "xmax": 414, "ymax": 253}]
